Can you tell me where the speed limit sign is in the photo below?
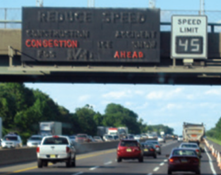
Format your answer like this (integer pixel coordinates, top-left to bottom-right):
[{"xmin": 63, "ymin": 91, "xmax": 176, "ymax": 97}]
[{"xmin": 171, "ymin": 15, "xmax": 207, "ymax": 59}]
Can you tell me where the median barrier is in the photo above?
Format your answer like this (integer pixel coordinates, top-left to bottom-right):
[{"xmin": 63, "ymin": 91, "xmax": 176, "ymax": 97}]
[{"xmin": 0, "ymin": 140, "xmax": 119, "ymax": 166}]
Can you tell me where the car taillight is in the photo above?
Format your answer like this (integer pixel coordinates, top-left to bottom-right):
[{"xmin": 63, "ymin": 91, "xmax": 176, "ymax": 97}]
[
  {"xmin": 169, "ymin": 158, "xmax": 179, "ymax": 163},
  {"xmin": 150, "ymin": 148, "xmax": 154, "ymax": 151},
  {"xmin": 36, "ymin": 147, "xmax": 40, "ymax": 153},
  {"xmin": 155, "ymin": 145, "xmax": 159, "ymax": 148},
  {"xmin": 191, "ymin": 158, "xmax": 199, "ymax": 163},
  {"xmin": 196, "ymin": 149, "xmax": 199, "ymax": 153},
  {"xmin": 66, "ymin": 147, "xmax": 70, "ymax": 153}
]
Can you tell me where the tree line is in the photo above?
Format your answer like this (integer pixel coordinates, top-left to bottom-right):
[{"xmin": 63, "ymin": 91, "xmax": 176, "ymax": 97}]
[
  {"xmin": 0, "ymin": 83, "xmax": 174, "ymax": 143},
  {"xmin": 206, "ymin": 117, "xmax": 221, "ymax": 140}
]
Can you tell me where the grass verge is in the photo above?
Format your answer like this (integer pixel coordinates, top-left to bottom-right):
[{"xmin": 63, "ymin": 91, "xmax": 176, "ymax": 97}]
[{"xmin": 207, "ymin": 137, "xmax": 221, "ymax": 146}]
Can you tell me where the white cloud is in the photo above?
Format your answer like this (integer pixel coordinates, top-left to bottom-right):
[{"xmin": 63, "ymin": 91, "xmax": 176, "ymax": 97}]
[
  {"xmin": 135, "ymin": 90, "xmax": 145, "ymax": 95},
  {"xmin": 165, "ymin": 103, "xmax": 182, "ymax": 110},
  {"xmin": 135, "ymin": 102, "xmax": 149, "ymax": 109},
  {"xmin": 102, "ymin": 90, "xmax": 132, "ymax": 99},
  {"xmin": 125, "ymin": 102, "xmax": 133, "ymax": 107},
  {"xmin": 204, "ymin": 89, "xmax": 221, "ymax": 95},
  {"xmin": 78, "ymin": 95, "xmax": 91, "ymax": 102},
  {"xmin": 146, "ymin": 88, "xmax": 183, "ymax": 100}
]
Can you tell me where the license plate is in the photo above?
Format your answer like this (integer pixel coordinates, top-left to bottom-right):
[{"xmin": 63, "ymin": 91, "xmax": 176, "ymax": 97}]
[
  {"xmin": 126, "ymin": 149, "xmax": 132, "ymax": 152},
  {"xmin": 144, "ymin": 149, "xmax": 149, "ymax": 152},
  {"xmin": 181, "ymin": 159, "xmax": 187, "ymax": 163},
  {"xmin": 50, "ymin": 155, "xmax": 56, "ymax": 158}
]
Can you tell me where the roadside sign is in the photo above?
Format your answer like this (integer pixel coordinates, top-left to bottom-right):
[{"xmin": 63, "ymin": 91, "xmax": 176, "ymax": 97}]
[{"xmin": 171, "ymin": 15, "xmax": 207, "ymax": 59}]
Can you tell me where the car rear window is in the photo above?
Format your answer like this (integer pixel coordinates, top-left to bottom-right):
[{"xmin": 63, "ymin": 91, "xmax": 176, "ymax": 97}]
[
  {"xmin": 30, "ymin": 137, "xmax": 42, "ymax": 140},
  {"xmin": 120, "ymin": 141, "xmax": 138, "ymax": 147},
  {"xmin": 181, "ymin": 144, "xmax": 197, "ymax": 148},
  {"xmin": 77, "ymin": 135, "xmax": 87, "ymax": 138},
  {"xmin": 173, "ymin": 150, "xmax": 197, "ymax": 156},
  {"xmin": 43, "ymin": 137, "xmax": 68, "ymax": 145},
  {"xmin": 3, "ymin": 136, "xmax": 18, "ymax": 141}
]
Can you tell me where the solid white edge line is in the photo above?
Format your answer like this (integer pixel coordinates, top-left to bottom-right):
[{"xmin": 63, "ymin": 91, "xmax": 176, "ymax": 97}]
[
  {"xmin": 153, "ymin": 167, "xmax": 159, "ymax": 172},
  {"xmin": 89, "ymin": 166, "xmax": 99, "ymax": 170},
  {"xmin": 72, "ymin": 172, "xmax": 83, "ymax": 175},
  {"xmin": 104, "ymin": 161, "xmax": 112, "ymax": 165},
  {"xmin": 205, "ymin": 147, "xmax": 217, "ymax": 175}
]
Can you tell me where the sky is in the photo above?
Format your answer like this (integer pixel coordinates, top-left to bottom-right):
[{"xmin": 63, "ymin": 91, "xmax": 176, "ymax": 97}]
[{"xmin": 2, "ymin": 0, "xmax": 221, "ymax": 135}]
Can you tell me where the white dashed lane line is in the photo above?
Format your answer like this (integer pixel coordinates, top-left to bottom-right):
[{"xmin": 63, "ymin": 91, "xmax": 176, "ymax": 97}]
[
  {"xmin": 89, "ymin": 166, "xmax": 99, "ymax": 171},
  {"xmin": 164, "ymin": 159, "xmax": 168, "ymax": 162},
  {"xmin": 72, "ymin": 172, "xmax": 83, "ymax": 175},
  {"xmin": 104, "ymin": 161, "xmax": 112, "ymax": 165},
  {"xmin": 160, "ymin": 162, "xmax": 164, "ymax": 166},
  {"xmin": 153, "ymin": 167, "xmax": 159, "ymax": 172}
]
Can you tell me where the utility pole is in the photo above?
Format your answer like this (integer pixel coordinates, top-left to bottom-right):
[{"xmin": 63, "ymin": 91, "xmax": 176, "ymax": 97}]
[
  {"xmin": 88, "ymin": 0, "xmax": 95, "ymax": 7},
  {"xmin": 149, "ymin": 0, "xmax": 156, "ymax": 8},
  {"xmin": 36, "ymin": 0, "xmax": 43, "ymax": 7},
  {"xmin": 200, "ymin": 0, "xmax": 205, "ymax": 15}
]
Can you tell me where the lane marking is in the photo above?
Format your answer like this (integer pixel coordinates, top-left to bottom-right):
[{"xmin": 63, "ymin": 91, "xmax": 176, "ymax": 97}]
[
  {"xmin": 160, "ymin": 162, "xmax": 164, "ymax": 166},
  {"xmin": 164, "ymin": 159, "xmax": 168, "ymax": 162},
  {"xmin": 153, "ymin": 167, "xmax": 159, "ymax": 172},
  {"xmin": 89, "ymin": 166, "xmax": 99, "ymax": 170},
  {"xmin": 205, "ymin": 147, "xmax": 217, "ymax": 175},
  {"xmin": 72, "ymin": 172, "xmax": 83, "ymax": 175},
  {"xmin": 104, "ymin": 161, "xmax": 112, "ymax": 165}
]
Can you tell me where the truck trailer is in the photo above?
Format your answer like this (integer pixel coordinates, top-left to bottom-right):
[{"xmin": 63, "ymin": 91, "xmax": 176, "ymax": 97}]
[
  {"xmin": 183, "ymin": 122, "xmax": 205, "ymax": 151},
  {"xmin": 39, "ymin": 121, "xmax": 62, "ymax": 136}
]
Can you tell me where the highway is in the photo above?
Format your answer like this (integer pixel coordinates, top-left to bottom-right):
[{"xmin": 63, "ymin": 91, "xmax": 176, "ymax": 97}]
[{"xmin": 0, "ymin": 140, "xmax": 219, "ymax": 175}]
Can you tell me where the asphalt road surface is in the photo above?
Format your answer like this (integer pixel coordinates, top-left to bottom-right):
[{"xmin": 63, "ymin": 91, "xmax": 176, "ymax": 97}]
[{"xmin": 0, "ymin": 140, "xmax": 220, "ymax": 175}]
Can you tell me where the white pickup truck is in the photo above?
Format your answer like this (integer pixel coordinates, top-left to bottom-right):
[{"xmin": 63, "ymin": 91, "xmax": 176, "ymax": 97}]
[{"xmin": 36, "ymin": 135, "xmax": 76, "ymax": 168}]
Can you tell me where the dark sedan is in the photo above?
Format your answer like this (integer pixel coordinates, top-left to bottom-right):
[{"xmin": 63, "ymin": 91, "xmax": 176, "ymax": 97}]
[
  {"xmin": 142, "ymin": 142, "xmax": 157, "ymax": 158},
  {"xmin": 167, "ymin": 148, "xmax": 200, "ymax": 174}
]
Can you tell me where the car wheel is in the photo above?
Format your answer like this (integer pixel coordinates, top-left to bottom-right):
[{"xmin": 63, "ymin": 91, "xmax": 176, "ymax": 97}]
[
  {"xmin": 37, "ymin": 159, "xmax": 43, "ymax": 168},
  {"xmin": 138, "ymin": 156, "xmax": 143, "ymax": 162},
  {"xmin": 167, "ymin": 169, "xmax": 172, "ymax": 174},
  {"xmin": 72, "ymin": 156, "xmax": 76, "ymax": 167},
  {"xmin": 117, "ymin": 157, "xmax": 122, "ymax": 162},
  {"xmin": 43, "ymin": 161, "xmax": 48, "ymax": 167},
  {"xmin": 66, "ymin": 158, "xmax": 72, "ymax": 167}
]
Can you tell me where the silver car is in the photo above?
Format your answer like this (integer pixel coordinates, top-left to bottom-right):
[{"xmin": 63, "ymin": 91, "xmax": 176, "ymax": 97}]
[
  {"xmin": 145, "ymin": 140, "xmax": 161, "ymax": 155},
  {"xmin": 1, "ymin": 134, "xmax": 23, "ymax": 148},
  {"xmin": 27, "ymin": 135, "xmax": 43, "ymax": 147}
]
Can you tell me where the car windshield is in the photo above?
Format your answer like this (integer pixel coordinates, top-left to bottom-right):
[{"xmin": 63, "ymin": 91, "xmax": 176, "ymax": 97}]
[
  {"xmin": 69, "ymin": 136, "xmax": 75, "ymax": 139},
  {"xmin": 120, "ymin": 141, "xmax": 137, "ymax": 147},
  {"xmin": 29, "ymin": 137, "xmax": 42, "ymax": 140},
  {"xmin": 3, "ymin": 136, "xmax": 18, "ymax": 141},
  {"xmin": 43, "ymin": 137, "xmax": 68, "ymax": 145},
  {"xmin": 181, "ymin": 144, "xmax": 198, "ymax": 148},
  {"xmin": 173, "ymin": 150, "xmax": 197, "ymax": 156}
]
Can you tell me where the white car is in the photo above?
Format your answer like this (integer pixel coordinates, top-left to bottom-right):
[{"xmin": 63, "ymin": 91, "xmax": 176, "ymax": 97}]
[
  {"xmin": 134, "ymin": 135, "xmax": 141, "ymax": 140},
  {"xmin": 1, "ymin": 133, "xmax": 23, "ymax": 148},
  {"xmin": 157, "ymin": 136, "xmax": 165, "ymax": 143},
  {"xmin": 37, "ymin": 135, "xmax": 76, "ymax": 168},
  {"xmin": 27, "ymin": 135, "xmax": 43, "ymax": 147},
  {"xmin": 177, "ymin": 136, "xmax": 183, "ymax": 142},
  {"xmin": 103, "ymin": 134, "xmax": 114, "ymax": 141}
]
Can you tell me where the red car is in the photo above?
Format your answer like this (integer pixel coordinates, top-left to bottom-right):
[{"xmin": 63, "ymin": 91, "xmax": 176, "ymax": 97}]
[
  {"xmin": 75, "ymin": 134, "xmax": 91, "ymax": 143},
  {"xmin": 117, "ymin": 139, "xmax": 143, "ymax": 163},
  {"xmin": 167, "ymin": 148, "xmax": 200, "ymax": 174}
]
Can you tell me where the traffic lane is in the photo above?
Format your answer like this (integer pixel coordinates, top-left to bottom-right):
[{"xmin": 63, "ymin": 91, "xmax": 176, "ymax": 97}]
[
  {"xmin": 148, "ymin": 144, "xmax": 220, "ymax": 175},
  {"xmin": 67, "ymin": 140, "xmax": 179, "ymax": 175},
  {"xmin": 0, "ymin": 140, "xmax": 177, "ymax": 175}
]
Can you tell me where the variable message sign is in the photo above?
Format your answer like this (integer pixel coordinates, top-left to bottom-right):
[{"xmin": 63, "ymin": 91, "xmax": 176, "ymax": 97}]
[
  {"xmin": 171, "ymin": 15, "xmax": 207, "ymax": 59},
  {"xmin": 22, "ymin": 8, "xmax": 160, "ymax": 63}
]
